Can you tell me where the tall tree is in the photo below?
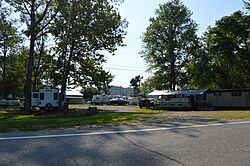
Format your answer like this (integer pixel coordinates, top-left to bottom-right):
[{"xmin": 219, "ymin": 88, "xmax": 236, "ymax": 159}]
[
  {"xmin": 130, "ymin": 75, "xmax": 143, "ymax": 96},
  {"xmin": 244, "ymin": 0, "xmax": 250, "ymax": 10},
  {"xmin": 187, "ymin": 11, "xmax": 250, "ymax": 89},
  {"xmin": 6, "ymin": 0, "xmax": 59, "ymax": 112},
  {"xmin": 0, "ymin": 6, "xmax": 19, "ymax": 98},
  {"xmin": 4, "ymin": 47, "xmax": 27, "ymax": 97},
  {"xmin": 141, "ymin": 0, "xmax": 198, "ymax": 90},
  {"xmin": 52, "ymin": 0, "xmax": 127, "ymax": 110}
]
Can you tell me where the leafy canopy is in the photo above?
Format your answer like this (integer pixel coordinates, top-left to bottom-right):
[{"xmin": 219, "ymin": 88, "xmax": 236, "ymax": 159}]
[{"xmin": 141, "ymin": 0, "xmax": 198, "ymax": 90}]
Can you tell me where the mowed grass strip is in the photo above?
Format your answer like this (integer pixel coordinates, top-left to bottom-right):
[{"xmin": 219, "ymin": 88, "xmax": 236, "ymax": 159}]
[
  {"xmin": 0, "ymin": 110, "xmax": 151, "ymax": 133},
  {"xmin": 194, "ymin": 110, "xmax": 250, "ymax": 120},
  {"xmin": 141, "ymin": 109, "xmax": 250, "ymax": 120}
]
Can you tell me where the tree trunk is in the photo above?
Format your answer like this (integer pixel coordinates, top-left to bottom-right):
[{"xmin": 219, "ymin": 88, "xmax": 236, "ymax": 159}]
[
  {"xmin": 24, "ymin": 1, "xmax": 36, "ymax": 112},
  {"xmin": 33, "ymin": 37, "xmax": 44, "ymax": 91},
  {"xmin": 59, "ymin": 42, "xmax": 75, "ymax": 112},
  {"xmin": 170, "ymin": 58, "xmax": 176, "ymax": 90},
  {"xmin": 24, "ymin": 35, "xmax": 35, "ymax": 112},
  {"xmin": 2, "ymin": 37, "xmax": 7, "ymax": 99}
]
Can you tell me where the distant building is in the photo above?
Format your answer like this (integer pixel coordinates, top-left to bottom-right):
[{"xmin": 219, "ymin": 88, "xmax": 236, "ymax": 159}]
[{"xmin": 66, "ymin": 90, "xmax": 84, "ymax": 104}]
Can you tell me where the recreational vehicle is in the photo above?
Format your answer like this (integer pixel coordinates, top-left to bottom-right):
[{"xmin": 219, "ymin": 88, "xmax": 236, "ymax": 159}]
[
  {"xmin": 31, "ymin": 88, "xmax": 66, "ymax": 109},
  {"xmin": 91, "ymin": 95, "xmax": 109, "ymax": 104},
  {"xmin": 150, "ymin": 89, "xmax": 250, "ymax": 110},
  {"xmin": 153, "ymin": 89, "xmax": 209, "ymax": 110},
  {"xmin": 205, "ymin": 89, "xmax": 250, "ymax": 109}
]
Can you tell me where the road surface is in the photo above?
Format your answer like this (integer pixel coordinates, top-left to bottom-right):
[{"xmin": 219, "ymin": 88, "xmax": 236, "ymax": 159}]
[{"xmin": 0, "ymin": 121, "xmax": 250, "ymax": 166}]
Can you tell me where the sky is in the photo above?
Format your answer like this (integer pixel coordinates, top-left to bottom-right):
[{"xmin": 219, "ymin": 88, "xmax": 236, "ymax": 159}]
[{"xmin": 103, "ymin": 0, "xmax": 246, "ymax": 88}]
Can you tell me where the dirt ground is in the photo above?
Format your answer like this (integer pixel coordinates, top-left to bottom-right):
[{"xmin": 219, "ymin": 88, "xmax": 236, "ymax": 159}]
[
  {"xmin": 70, "ymin": 105, "xmax": 139, "ymax": 112},
  {"xmin": 69, "ymin": 105, "xmax": 224, "ymax": 127}
]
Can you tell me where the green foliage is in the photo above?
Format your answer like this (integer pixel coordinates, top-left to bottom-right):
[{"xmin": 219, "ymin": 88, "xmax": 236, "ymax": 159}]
[
  {"xmin": 187, "ymin": 11, "xmax": 250, "ymax": 89},
  {"xmin": 109, "ymin": 86, "xmax": 133, "ymax": 96},
  {"xmin": 130, "ymin": 75, "xmax": 143, "ymax": 96},
  {"xmin": 80, "ymin": 87, "xmax": 99, "ymax": 101},
  {"xmin": 141, "ymin": 0, "xmax": 198, "ymax": 90},
  {"xmin": 3, "ymin": 48, "xmax": 27, "ymax": 96},
  {"xmin": 0, "ymin": 7, "xmax": 21, "ymax": 98},
  {"xmin": 140, "ymin": 76, "xmax": 163, "ymax": 95},
  {"xmin": 52, "ymin": 0, "xmax": 127, "ymax": 95},
  {"xmin": 0, "ymin": 110, "xmax": 150, "ymax": 132},
  {"xmin": 5, "ymin": 0, "xmax": 60, "ymax": 111},
  {"xmin": 244, "ymin": 0, "xmax": 250, "ymax": 10}
]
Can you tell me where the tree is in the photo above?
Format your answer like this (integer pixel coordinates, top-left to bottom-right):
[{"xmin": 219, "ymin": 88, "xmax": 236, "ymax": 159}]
[
  {"xmin": 80, "ymin": 87, "xmax": 99, "ymax": 101},
  {"xmin": 0, "ymin": 6, "xmax": 19, "ymax": 98},
  {"xmin": 3, "ymin": 47, "xmax": 27, "ymax": 97},
  {"xmin": 141, "ymin": 0, "xmax": 198, "ymax": 90},
  {"xmin": 244, "ymin": 0, "xmax": 250, "ymax": 10},
  {"xmin": 6, "ymin": 0, "xmax": 59, "ymax": 112},
  {"xmin": 130, "ymin": 75, "xmax": 143, "ymax": 96},
  {"xmin": 52, "ymin": 0, "xmax": 127, "ymax": 110},
  {"xmin": 187, "ymin": 11, "xmax": 250, "ymax": 89}
]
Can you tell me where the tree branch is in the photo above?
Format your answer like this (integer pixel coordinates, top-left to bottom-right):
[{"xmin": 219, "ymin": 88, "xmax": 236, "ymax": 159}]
[
  {"xmin": 20, "ymin": 0, "xmax": 31, "ymax": 16},
  {"xmin": 36, "ymin": 1, "xmax": 52, "ymax": 24}
]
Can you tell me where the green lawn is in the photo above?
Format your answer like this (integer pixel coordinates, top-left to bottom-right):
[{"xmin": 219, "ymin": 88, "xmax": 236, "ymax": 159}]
[
  {"xmin": 0, "ymin": 109, "xmax": 152, "ymax": 133},
  {"xmin": 193, "ymin": 110, "xmax": 250, "ymax": 120},
  {"xmin": 1, "ymin": 108, "xmax": 250, "ymax": 133},
  {"xmin": 140, "ymin": 109, "xmax": 250, "ymax": 120}
]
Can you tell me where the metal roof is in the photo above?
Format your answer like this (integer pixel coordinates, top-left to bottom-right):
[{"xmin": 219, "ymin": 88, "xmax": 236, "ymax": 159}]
[
  {"xmin": 148, "ymin": 89, "xmax": 210, "ymax": 96},
  {"xmin": 66, "ymin": 90, "xmax": 83, "ymax": 96}
]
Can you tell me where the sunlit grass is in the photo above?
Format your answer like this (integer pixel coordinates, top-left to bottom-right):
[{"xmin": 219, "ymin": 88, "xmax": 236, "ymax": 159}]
[
  {"xmin": 1, "ymin": 108, "xmax": 250, "ymax": 133},
  {"xmin": 136, "ymin": 108, "xmax": 167, "ymax": 113},
  {"xmin": 0, "ymin": 109, "xmax": 151, "ymax": 133},
  {"xmin": 141, "ymin": 109, "xmax": 250, "ymax": 120},
  {"xmin": 193, "ymin": 110, "xmax": 250, "ymax": 120}
]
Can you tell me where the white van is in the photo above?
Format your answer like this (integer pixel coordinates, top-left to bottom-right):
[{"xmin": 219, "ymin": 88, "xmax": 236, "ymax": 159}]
[{"xmin": 31, "ymin": 88, "xmax": 65, "ymax": 108}]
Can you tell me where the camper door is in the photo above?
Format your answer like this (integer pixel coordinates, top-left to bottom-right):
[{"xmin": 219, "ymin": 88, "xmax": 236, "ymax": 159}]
[
  {"xmin": 39, "ymin": 89, "xmax": 59, "ymax": 108},
  {"xmin": 31, "ymin": 92, "xmax": 39, "ymax": 107}
]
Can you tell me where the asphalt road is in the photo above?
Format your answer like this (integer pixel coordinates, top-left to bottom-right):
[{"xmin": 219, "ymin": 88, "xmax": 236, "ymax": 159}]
[{"xmin": 0, "ymin": 121, "xmax": 250, "ymax": 166}]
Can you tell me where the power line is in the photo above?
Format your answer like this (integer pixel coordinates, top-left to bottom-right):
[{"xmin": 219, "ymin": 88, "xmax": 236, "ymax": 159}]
[
  {"xmin": 104, "ymin": 67, "xmax": 145, "ymax": 72},
  {"xmin": 104, "ymin": 64, "xmax": 146, "ymax": 69}
]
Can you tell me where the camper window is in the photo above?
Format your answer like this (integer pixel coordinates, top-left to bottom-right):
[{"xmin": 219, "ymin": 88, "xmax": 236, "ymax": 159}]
[
  {"xmin": 40, "ymin": 93, "xmax": 44, "ymax": 100},
  {"xmin": 33, "ymin": 93, "xmax": 38, "ymax": 98},
  {"xmin": 54, "ymin": 93, "xmax": 58, "ymax": 100}
]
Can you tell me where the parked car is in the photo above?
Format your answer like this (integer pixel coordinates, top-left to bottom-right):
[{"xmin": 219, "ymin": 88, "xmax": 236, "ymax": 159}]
[
  {"xmin": 107, "ymin": 98, "xmax": 129, "ymax": 105},
  {"xmin": 139, "ymin": 99, "xmax": 155, "ymax": 108}
]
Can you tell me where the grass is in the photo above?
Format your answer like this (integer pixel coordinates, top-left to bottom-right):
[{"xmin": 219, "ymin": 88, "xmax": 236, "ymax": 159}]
[
  {"xmin": 0, "ymin": 109, "xmax": 152, "ymax": 133},
  {"xmin": 143, "ymin": 109, "xmax": 250, "ymax": 120},
  {"xmin": 193, "ymin": 110, "xmax": 250, "ymax": 120},
  {"xmin": 136, "ymin": 108, "xmax": 166, "ymax": 113},
  {"xmin": 1, "ymin": 107, "xmax": 250, "ymax": 133}
]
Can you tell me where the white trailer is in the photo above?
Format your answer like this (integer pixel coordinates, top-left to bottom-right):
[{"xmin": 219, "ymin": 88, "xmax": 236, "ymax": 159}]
[
  {"xmin": 31, "ymin": 88, "xmax": 65, "ymax": 109},
  {"xmin": 91, "ymin": 95, "xmax": 109, "ymax": 104}
]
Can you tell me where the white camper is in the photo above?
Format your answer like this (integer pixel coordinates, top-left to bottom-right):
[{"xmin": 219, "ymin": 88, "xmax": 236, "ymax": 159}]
[
  {"xmin": 91, "ymin": 95, "xmax": 109, "ymax": 104},
  {"xmin": 31, "ymin": 88, "xmax": 65, "ymax": 108}
]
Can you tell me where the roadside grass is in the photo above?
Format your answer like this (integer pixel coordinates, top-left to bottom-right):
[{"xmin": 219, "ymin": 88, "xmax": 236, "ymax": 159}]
[
  {"xmin": 142, "ymin": 109, "xmax": 250, "ymax": 120},
  {"xmin": 136, "ymin": 108, "xmax": 167, "ymax": 113},
  {"xmin": 193, "ymin": 110, "xmax": 250, "ymax": 120},
  {"xmin": 0, "ymin": 109, "xmax": 152, "ymax": 133},
  {"xmin": 1, "ymin": 107, "xmax": 250, "ymax": 133}
]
